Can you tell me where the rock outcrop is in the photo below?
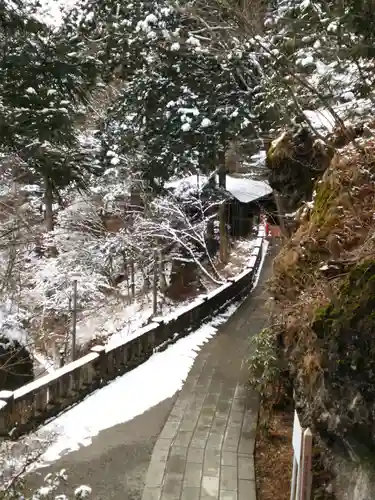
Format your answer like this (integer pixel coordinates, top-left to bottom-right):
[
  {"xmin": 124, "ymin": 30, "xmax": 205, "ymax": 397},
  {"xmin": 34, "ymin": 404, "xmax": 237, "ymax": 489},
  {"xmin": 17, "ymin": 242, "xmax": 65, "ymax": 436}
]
[
  {"xmin": 268, "ymin": 137, "xmax": 375, "ymax": 499},
  {"xmin": 0, "ymin": 336, "xmax": 34, "ymax": 391},
  {"xmin": 266, "ymin": 126, "xmax": 334, "ymax": 210}
]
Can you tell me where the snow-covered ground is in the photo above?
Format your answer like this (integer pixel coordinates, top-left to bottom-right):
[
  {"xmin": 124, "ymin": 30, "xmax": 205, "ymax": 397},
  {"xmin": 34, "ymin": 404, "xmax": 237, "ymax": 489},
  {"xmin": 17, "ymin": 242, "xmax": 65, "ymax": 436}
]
[
  {"xmin": 0, "ymin": 238, "xmax": 268, "ymax": 480},
  {"xmin": 61, "ymin": 236, "xmax": 260, "ymax": 353},
  {"xmin": 39, "ymin": 308, "xmax": 235, "ymax": 464}
]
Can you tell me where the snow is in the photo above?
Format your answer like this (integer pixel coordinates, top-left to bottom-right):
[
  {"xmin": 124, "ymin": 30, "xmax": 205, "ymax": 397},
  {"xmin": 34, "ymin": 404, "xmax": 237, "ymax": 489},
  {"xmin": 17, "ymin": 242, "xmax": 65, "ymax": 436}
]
[
  {"xmin": 304, "ymin": 99, "xmax": 373, "ymax": 134},
  {"xmin": 299, "ymin": 55, "xmax": 314, "ymax": 67},
  {"xmin": 10, "ymin": 229, "xmax": 266, "ymax": 468},
  {"xmin": 303, "ymin": 108, "xmax": 336, "ymax": 133},
  {"xmin": 252, "ymin": 238, "xmax": 269, "ymax": 289},
  {"xmin": 178, "ymin": 107, "xmax": 200, "ymax": 116},
  {"xmin": 37, "ymin": 486, "xmax": 54, "ymax": 496},
  {"xmin": 33, "ymin": 0, "xmax": 79, "ymax": 27},
  {"xmin": 35, "ymin": 304, "xmax": 238, "ymax": 465},
  {"xmin": 219, "ymin": 237, "xmax": 260, "ymax": 279},
  {"xmin": 181, "ymin": 123, "xmax": 191, "ymax": 132},
  {"xmin": 74, "ymin": 485, "xmax": 92, "ymax": 498},
  {"xmin": 165, "ymin": 174, "xmax": 209, "ymax": 198},
  {"xmin": 106, "ymin": 321, "xmax": 159, "ymax": 350},
  {"xmin": 13, "ymin": 353, "xmax": 98, "ymax": 399},
  {"xmin": 201, "ymin": 118, "xmax": 212, "ymax": 128},
  {"xmin": 0, "ymin": 304, "xmax": 28, "ymax": 347},
  {"xmin": 75, "ymin": 296, "xmax": 154, "ymax": 348},
  {"xmin": 187, "ymin": 36, "xmax": 200, "ymax": 46},
  {"xmin": 0, "ymin": 228, "xmax": 267, "ymax": 478},
  {"xmin": 165, "ymin": 174, "xmax": 272, "ymax": 203},
  {"xmin": 224, "ymin": 175, "xmax": 272, "ymax": 204},
  {"xmin": 250, "ymin": 150, "xmax": 266, "ymax": 166},
  {"xmin": 33, "ymin": 352, "xmax": 56, "ymax": 375}
]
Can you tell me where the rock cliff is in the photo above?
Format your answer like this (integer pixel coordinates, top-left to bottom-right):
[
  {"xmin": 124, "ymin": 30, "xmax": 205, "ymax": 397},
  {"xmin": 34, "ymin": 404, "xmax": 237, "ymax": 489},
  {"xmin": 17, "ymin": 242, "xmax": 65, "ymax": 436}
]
[{"xmin": 266, "ymin": 132, "xmax": 375, "ymax": 499}]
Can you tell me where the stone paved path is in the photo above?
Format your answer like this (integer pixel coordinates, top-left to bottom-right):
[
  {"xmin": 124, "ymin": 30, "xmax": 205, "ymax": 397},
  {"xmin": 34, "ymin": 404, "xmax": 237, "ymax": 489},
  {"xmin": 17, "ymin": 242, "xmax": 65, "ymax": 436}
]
[{"xmin": 142, "ymin": 248, "xmax": 273, "ymax": 500}]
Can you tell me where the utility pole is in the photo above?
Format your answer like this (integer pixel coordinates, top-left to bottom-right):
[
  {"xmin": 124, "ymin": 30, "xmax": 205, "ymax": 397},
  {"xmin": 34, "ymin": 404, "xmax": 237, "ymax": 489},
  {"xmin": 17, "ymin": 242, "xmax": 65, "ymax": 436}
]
[
  {"xmin": 71, "ymin": 279, "xmax": 77, "ymax": 361},
  {"xmin": 130, "ymin": 256, "xmax": 135, "ymax": 298},
  {"xmin": 123, "ymin": 252, "xmax": 130, "ymax": 303},
  {"xmin": 159, "ymin": 248, "xmax": 167, "ymax": 293}
]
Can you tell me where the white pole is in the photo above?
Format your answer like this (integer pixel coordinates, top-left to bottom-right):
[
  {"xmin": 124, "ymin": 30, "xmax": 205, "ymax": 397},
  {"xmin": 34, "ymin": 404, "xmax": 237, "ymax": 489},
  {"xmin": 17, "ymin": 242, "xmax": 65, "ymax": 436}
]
[
  {"xmin": 296, "ymin": 461, "xmax": 302, "ymax": 500},
  {"xmin": 71, "ymin": 279, "xmax": 77, "ymax": 361},
  {"xmin": 290, "ymin": 456, "xmax": 298, "ymax": 500},
  {"xmin": 300, "ymin": 428, "xmax": 313, "ymax": 500}
]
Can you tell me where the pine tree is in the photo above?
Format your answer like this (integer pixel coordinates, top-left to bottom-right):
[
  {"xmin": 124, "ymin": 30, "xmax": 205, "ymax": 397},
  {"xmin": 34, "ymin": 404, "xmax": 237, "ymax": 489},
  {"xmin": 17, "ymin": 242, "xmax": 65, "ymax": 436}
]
[
  {"xmin": 0, "ymin": 0, "xmax": 101, "ymax": 230},
  {"xmin": 254, "ymin": 0, "xmax": 375, "ymax": 131},
  {"xmin": 79, "ymin": 0, "xmax": 262, "ymax": 190}
]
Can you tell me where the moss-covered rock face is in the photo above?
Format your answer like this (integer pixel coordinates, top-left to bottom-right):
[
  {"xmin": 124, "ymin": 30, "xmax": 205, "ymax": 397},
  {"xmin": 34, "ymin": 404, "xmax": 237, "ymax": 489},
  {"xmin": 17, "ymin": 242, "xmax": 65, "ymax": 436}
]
[
  {"xmin": 0, "ymin": 337, "xmax": 33, "ymax": 390},
  {"xmin": 309, "ymin": 261, "xmax": 375, "ymax": 457},
  {"xmin": 266, "ymin": 127, "xmax": 334, "ymax": 209},
  {"xmin": 269, "ymin": 139, "xmax": 375, "ymax": 497}
]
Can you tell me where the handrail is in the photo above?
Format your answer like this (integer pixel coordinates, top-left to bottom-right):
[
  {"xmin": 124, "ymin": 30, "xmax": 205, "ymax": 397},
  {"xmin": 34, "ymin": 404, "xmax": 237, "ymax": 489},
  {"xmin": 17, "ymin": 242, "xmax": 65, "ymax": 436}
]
[{"xmin": 0, "ymin": 227, "xmax": 265, "ymax": 438}]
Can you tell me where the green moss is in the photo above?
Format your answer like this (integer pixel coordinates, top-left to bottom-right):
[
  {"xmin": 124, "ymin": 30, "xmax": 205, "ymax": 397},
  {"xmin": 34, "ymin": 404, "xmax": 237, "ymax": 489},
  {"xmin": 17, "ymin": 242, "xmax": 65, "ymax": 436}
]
[
  {"xmin": 339, "ymin": 261, "xmax": 375, "ymax": 301},
  {"xmin": 311, "ymin": 180, "xmax": 339, "ymax": 225},
  {"xmin": 310, "ymin": 260, "xmax": 375, "ymax": 456},
  {"xmin": 266, "ymin": 132, "xmax": 293, "ymax": 165},
  {"xmin": 267, "ymin": 139, "xmax": 281, "ymax": 162},
  {"xmin": 312, "ymin": 260, "xmax": 375, "ymax": 363}
]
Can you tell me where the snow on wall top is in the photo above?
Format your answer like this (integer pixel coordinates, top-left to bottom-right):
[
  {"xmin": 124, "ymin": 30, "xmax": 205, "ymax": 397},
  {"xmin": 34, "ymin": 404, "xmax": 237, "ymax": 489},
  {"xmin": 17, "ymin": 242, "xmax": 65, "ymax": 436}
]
[{"xmin": 165, "ymin": 174, "xmax": 272, "ymax": 203}]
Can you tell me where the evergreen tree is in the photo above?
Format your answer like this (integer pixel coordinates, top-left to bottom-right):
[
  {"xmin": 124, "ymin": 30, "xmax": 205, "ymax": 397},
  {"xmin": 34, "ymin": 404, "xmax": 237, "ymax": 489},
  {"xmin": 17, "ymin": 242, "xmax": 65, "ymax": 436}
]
[
  {"xmin": 255, "ymin": 0, "xmax": 375, "ymax": 131},
  {"xmin": 102, "ymin": 46, "xmax": 260, "ymax": 189},
  {"xmin": 0, "ymin": 0, "xmax": 101, "ymax": 230},
  {"xmin": 73, "ymin": 0, "xmax": 262, "ymax": 189}
]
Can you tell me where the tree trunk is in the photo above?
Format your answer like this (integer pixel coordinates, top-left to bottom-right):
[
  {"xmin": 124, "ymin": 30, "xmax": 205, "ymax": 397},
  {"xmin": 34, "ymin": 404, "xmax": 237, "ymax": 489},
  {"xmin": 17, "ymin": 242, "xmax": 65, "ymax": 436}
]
[
  {"xmin": 273, "ymin": 191, "xmax": 290, "ymax": 238},
  {"xmin": 159, "ymin": 249, "xmax": 167, "ymax": 293},
  {"xmin": 206, "ymin": 219, "xmax": 215, "ymax": 256},
  {"xmin": 44, "ymin": 176, "xmax": 54, "ymax": 232},
  {"xmin": 219, "ymin": 203, "xmax": 229, "ymax": 264},
  {"xmin": 130, "ymin": 259, "xmax": 135, "ymax": 298},
  {"xmin": 218, "ymin": 151, "xmax": 229, "ymax": 264},
  {"xmin": 153, "ymin": 250, "xmax": 158, "ymax": 315}
]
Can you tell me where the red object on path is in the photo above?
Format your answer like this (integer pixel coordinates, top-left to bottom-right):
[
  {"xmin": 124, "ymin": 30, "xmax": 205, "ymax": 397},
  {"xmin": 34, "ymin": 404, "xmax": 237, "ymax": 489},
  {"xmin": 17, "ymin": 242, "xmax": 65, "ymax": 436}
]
[{"xmin": 270, "ymin": 225, "xmax": 281, "ymax": 238}]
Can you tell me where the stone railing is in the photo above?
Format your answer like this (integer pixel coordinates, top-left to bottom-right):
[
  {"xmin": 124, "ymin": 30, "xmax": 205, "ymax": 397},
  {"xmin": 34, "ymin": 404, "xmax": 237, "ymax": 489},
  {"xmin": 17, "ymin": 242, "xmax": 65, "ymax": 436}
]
[{"xmin": 0, "ymin": 228, "xmax": 266, "ymax": 438}]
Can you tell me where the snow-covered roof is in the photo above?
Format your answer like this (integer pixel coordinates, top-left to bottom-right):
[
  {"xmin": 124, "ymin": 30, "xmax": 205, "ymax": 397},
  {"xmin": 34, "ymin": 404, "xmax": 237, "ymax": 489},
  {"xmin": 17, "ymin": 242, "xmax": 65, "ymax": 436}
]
[
  {"xmin": 303, "ymin": 109, "xmax": 336, "ymax": 133},
  {"xmin": 303, "ymin": 98, "xmax": 372, "ymax": 134},
  {"xmin": 165, "ymin": 174, "xmax": 272, "ymax": 203},
  {"xmin": 225, "ymin": 175, "xmax": 272, "ymax": 203},
  {"xmin": 165, "ymin": 175, "xmax": 209, "ymax": 199}
]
